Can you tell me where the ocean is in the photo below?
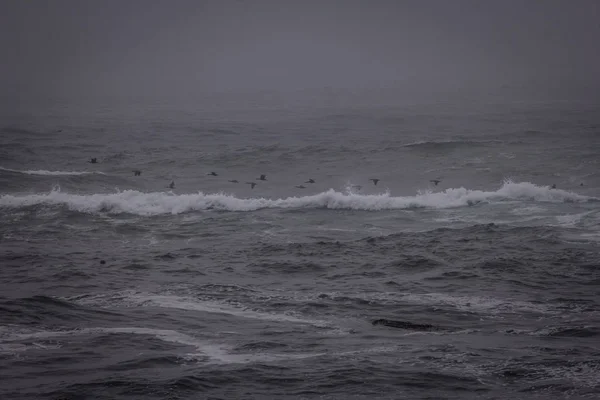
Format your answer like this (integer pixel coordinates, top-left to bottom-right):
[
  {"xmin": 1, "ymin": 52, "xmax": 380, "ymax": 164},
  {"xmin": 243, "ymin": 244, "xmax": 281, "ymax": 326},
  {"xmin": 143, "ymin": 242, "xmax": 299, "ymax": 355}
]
[{"xmin": 1, "ymin": 92, "xmax": 599, "ymax": 399}]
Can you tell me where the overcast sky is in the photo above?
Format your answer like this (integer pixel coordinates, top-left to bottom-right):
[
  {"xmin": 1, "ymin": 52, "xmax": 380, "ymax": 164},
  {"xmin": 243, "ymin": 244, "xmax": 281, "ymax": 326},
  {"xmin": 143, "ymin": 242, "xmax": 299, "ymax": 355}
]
[{"xmin": 1, "ymin": 0, "xmax": 599, "ymax": 100}]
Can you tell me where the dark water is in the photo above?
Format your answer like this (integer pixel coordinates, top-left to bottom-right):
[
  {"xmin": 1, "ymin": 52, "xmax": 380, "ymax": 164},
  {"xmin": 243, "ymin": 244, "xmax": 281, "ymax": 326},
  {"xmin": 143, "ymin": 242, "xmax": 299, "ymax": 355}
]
[{"xmin": 1, "ymin": 95, "xmax": 600, "ymax": 399}]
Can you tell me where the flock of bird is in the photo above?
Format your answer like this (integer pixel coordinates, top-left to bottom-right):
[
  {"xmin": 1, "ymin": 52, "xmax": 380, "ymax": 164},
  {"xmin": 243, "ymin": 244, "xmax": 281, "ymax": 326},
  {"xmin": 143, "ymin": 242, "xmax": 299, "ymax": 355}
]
[
  {"xmin": 85, "ymin": 158, "xmax": 572, "ymax": 192},
  {"xmin": 88, "ymin": 157, "xmax": 444, "ymax": 190},
  {"xmin": 168, "ymin": 173, "xmax": 442, "ymax": 191}
]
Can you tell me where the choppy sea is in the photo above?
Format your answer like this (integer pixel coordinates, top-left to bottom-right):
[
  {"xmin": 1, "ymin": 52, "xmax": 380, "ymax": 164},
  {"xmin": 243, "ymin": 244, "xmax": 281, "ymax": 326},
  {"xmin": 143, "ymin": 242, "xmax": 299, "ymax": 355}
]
[{"xmin": 1, "ymin": 94, "xmax": 599, "ymax": 399}]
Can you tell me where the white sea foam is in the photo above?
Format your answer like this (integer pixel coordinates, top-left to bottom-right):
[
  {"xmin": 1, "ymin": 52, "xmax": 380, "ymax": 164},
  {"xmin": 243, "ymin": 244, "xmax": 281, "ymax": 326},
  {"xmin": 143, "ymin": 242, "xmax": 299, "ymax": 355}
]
[
  {"xmin": 0, "ymin": 166, "xmax": 104, "ymax": 176},
  {"xmin": 510, "ymin": 205, "xmax": 547, "ymax": 215},
  {"xmin": 0, "ymin": 181, "xmax": 593, "ymax": 216},
  {"xmin": 0, "ymin": 326, "xmax": 235, "ymax": 362},
  {"xmin": 66, "ymin": 290, "xmax": 329, "ymax": 325},
  {"xmin": 577, "ymin": 232, "xmax": 600, "ymax": 242},
  {"xmin": 114, "ymin": 292, "xmax": 333, "ymax": 328},
  {"xmin": 554, "ymin": 211, "xmax": 596, "ymax": 227},
  {"xmin": 0, "ymin": 325, "xmax": 328, "ymax": 364}
]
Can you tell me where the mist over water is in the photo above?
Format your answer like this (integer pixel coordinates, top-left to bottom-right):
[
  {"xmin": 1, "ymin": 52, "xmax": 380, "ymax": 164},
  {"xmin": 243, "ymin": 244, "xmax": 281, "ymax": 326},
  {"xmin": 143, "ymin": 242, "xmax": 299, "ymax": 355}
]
[
  {"xmin": 2, "ymin": 1, "xmax": 600, "ymax": 399},
  {"xmin": 2, "ymin": 0, "xmax": 600, "ymax": 101}
]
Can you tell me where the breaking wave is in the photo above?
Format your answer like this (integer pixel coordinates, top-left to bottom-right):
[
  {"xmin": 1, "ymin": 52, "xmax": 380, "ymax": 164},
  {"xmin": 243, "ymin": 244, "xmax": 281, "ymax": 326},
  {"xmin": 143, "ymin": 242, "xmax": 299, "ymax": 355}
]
[
  {"xmin": 0, "ymin": 181, "xmax": 593, "ymax": 216},
  {"xmin": 0, "ymin": 167, "xmax": 104, "ymax": 176}
]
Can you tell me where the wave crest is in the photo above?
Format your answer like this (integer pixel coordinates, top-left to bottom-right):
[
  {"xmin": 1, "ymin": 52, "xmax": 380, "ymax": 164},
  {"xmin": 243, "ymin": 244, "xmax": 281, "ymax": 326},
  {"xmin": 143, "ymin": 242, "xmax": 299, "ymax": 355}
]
[
  {"xmin": 0, "ymin": 181, "xmax": 592, "ymax": 216},
  {"xmin": 0, "ymin": 167, "xmax": 104, "ymax": 176}
]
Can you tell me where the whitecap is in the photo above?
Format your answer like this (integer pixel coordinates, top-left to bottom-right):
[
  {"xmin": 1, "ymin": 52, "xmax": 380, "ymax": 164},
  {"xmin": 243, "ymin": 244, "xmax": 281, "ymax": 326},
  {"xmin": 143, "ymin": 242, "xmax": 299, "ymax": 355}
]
[{"xmin": 0, "ymin": 166, "xmax": 104, "ymax": 176}]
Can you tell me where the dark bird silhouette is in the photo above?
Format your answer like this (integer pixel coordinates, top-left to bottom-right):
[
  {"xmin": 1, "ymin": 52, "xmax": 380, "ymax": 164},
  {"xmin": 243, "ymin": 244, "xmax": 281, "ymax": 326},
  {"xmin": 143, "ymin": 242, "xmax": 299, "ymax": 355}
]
[
  {"xmin": 430, "ymin": 179, "xmax": 441, "ymax": 186},
  {"xmin": 370, "ymin": 178, "xmax": 379, "ymax": 185},
  {"xmin": 228, "ymin": 179, "xmax": 239, "ymax": 183},
  {"xmin": 88, "ymin": 158, "xmax": 97, "ymax": 164},
  {"xmin": 168, "ymin": 181, "xmax": 175, "ymax": 189},
  {"xmin": 246, "ymin": 182, "xmax": 257, "ymax": 189},
  {"xmin": 305, "ymin": 178, "xmax": 315, "ymax": 184},
  {"xmin": 551, "ymin": 184, "xmax": 556, "ymax": 189},
  {"xmin": 208, "ymin": 172, "xmax": 218, "ymax": 176},
  {"xmin": 295, "ymin": 185, "xmax": 306, "ymax": 189},
  {"xmin": 257, "ymin": 174, "xmax": 267, "ymax": 181},
  {"xmin": 133, "ymin": 170, "xmax": 141, "ymax": 176}
]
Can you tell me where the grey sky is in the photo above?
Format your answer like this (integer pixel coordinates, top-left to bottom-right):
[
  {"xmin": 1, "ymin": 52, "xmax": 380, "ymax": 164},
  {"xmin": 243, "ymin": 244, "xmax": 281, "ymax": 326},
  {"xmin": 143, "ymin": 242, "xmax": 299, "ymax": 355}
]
[{"xmin": 1, "ymin": 0, "xmax": 599, "ymax": 99}]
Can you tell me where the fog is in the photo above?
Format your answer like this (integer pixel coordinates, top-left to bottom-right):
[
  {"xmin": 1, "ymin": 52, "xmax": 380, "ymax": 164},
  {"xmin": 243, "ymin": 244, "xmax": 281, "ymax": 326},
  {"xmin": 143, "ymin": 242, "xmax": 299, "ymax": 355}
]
[{"xmin": 2, "ymin": 0, "xmax": 599, "ymax": 102}]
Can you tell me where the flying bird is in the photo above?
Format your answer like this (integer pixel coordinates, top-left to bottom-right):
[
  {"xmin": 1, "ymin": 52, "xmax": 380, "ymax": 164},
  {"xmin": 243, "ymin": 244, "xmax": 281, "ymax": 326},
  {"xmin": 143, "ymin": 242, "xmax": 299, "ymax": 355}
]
[
  {"xmin": 133, "ymin": 170, "xmax": 141, "ymax": 176},
  {"xmin": 208, "ymin": 172, "xmax": 218, "ymax": 176},
  {"xmin": 228, "ymin": 179, "xmax": 239, "ymax": 183},
  {"xmin": 430, "ymin": 179, "xmax": 441, "ymax": 186},
  {"xmin": 168, "ymin": 181, "xmax": 175, "ymax": 189},
  {"xmin": 257, "ymin": 174, "xmax": 267, "ymax": 181},
  {"xmin": 246, "ymin": 182, "xmax": 257, "ymax": 189},
  {"xmin": 295, "ymin": 185, "xmax": 306, "ymax": 189},
  {"xmin": 305, "ymin": 178, "xmax": 315, "ymax": 184},
  {"xmin": 370, "ymin": 178, "xmax": 380, "ymax": 185},
  {"xmin": 88, "ymin": 158, "xmax": 97, "ymax": 164}
]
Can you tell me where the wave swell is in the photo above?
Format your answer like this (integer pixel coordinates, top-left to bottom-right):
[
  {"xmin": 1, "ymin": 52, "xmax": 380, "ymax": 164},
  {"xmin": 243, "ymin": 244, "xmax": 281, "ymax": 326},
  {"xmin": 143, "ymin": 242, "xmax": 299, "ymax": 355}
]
[
  {"xmin": 0, "ymin": 181, "xmax": 592, "ymax": 216},
  {"xmin": 402, "ymin": 139, "xmax": 502, "ymax": 151}
]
